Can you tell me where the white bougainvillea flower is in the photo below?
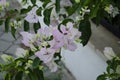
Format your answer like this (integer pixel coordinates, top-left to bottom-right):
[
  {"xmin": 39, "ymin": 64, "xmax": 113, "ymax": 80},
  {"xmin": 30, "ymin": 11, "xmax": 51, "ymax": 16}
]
[
  {"xmin": 50, "ymin": 8, "xmax": 59, "ymax": 27},
  {"xmin": 37, "ymin": 27, "xmax": 52, "ymax": 39},
  {"xmin": 64, "ymin": 39, "xmax": 77, "ymax": 51},
  {"xmin": 15, "ymin": 48, "xmax": 28, "ymax": 57},
  {"xmin": 60, "ymin": 22, "xmax": 73, "ymax": 35},
  {"xmin": 20, "ymin": 32, "xmax": 36, "ymax": 50},
  {"xmin": 46, "ymin": 60, "xmax": 58, "ymax": 72},
  {"xmin": 60, "ymin": 22, "xmax": 81, "ymax": 51},
  {"xmin": 103, "ymin": 47, "xmax": 116, "ymax": 60},
  {"xmin": 51, "ymin": 28, "xmax": 64, "ymax": 50},
  {"xmin": 25, "ymin": 6, "xmax": 39, "ymax": 23},
  {"xmin": 36, "ymin": 27, "xmax": 52, "ymax": 47},
  {"xmin": 35, "ymin": 48, "xmax": 55, "ymax": 63},
  {"xmin": 76, "ymin": 6, "xmax": 90, "ymax": 21},
  {"xmin": 105, "ymin": 4, "xmax": 119, "ymax": 17}
]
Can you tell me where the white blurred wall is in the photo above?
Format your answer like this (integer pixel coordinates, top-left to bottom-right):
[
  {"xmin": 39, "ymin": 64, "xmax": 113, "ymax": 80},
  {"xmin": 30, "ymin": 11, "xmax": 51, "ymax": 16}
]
[{"xmin": 61, "ymin": 42, "xmax": 107, "ymax": 80}]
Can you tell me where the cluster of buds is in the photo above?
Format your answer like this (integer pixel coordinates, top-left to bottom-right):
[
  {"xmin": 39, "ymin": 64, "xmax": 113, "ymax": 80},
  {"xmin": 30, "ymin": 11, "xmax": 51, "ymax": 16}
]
[
  {"xmin": 10, "ymin": 20, "xmax": 22, "ymax": 29},
  {"xmin": 76, "ymin": 6, "xmax": 90, "ymax": 22},
  {"xmin": 105, "ymin": 4, "xmax": 119, "ymax": 17}
]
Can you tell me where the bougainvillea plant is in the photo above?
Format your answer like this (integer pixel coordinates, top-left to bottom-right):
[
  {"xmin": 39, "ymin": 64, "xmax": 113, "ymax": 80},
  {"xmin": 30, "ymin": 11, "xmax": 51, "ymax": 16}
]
[
  {"xmin": 0, "ymin": 0, "xmax": 120, "ymax": 80},
  {"xmin": 97, "ymin": 47, "xmax": 120, "ymax": 80}
]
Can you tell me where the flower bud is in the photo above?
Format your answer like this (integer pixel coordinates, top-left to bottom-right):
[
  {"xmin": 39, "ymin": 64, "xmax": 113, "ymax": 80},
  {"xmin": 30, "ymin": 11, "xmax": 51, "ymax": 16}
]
[
  {"xmin": 75, "ymin": 0, "xmax": 80, "ymax": 3},
  {"xmin": 25, "ymin": 70, "xmax": 30, "ymax": 74},
  {"xmin": 5, "ymin": 2, "xmax": 9, "ymax": 8},
  {"xmin": 1, "ymin": 54, "xmax": 13, "ymax": 62},
  {"xmin": 28, "ymin": 60, "xmax": 33, "ymax": 64},
  {"xmin": 0, "ymin": 5, "xmax": 2, "ymax": 12}
]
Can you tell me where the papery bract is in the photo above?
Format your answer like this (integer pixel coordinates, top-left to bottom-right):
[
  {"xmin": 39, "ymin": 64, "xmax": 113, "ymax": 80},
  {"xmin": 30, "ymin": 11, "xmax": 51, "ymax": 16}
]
[
  {"xmin": 25, "ymin": 6, "xmax": 39, "ymax": 23},
  {"xmin": 51, "ymin": 29, "xmax": 64, "ymax": 49},
  {"xmin": 37, "ymin": 27, "xmax": 52, "ymax": 38},
  {"xmin": 20, "ymin": 32, "xmax": 36, "ymax": 47},
  {"xmin": 59, "ymin": 22, "xmax": 81, "ymax": 51},
  {"xmin": 46, "ymin": 60, "xmax": 58, "ymax": 72},
  {"xmin": 35, "ymin": 48, "xmax": 55, "ymax": 63},
  {"xmin": 15, "ymin": 48, "xmax": 28, "ymax": 57}
]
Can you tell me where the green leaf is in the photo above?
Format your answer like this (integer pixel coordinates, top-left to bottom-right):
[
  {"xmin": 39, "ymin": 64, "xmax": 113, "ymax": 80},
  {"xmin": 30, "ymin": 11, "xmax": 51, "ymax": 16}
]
[
  {"xmin": 89, "ymin": 3, "xmax": 100, "ymax": 19},
  {"xmin": 31, "ymin": 0, "xmax": 36, "ymax": 5},
  {"xmin": 55, "ymin": 0, "xmax": 60, "ymax": 13},
  {"xmin": 20, "ymin": 6, "xmax": 32, "ymax": 14},
  {"xmin": 34, "ymin": 68, "xmax": 44, "ymax": 80},
  {"xmin": 36, "ymin": 7, "xmax": 42, "ymax": 16},
  {"xmin": 62, "ymin": 18, "xmax": 74, "ymax": 25},
  {"xmin": 14, "ymin": 71, "xmax": 23, "ymax": 80},
  {"xmin": 42, "ymin": 0, "xmax": 51, "ymax": 8},
  {"xmin": 5, "ymin": 18, "xmax": 10, "ymax": 32},
  {"xmin": 69, "ymin": 0, "xmax": 76, "ymax": 4},
  {"xmin": 24, "ymin": 20, "xmax": 29, "ymax": 31},
  {"xmin": 22, "ymin": 0, "xmax": 27, "ymax": 4},
  {"xmin": 43, "ymin": 7, "xmax": 53, "ymax": 26},
  {"xmin": 33, "ymin": 22, "xmax": 41, "ymax": 33},
  {"xmin": 83, "ymin": 0, "xmax": 93, "ymax": 6},
  {"xmin": 79, "ymin": 20, "xmax": 91, "ymax": 46},
  {"xmin": 96, "ymin": 74, "xmax": 107, "ymax": 80},
  {"xmin": 11, "ymin": 27, "xmax": 16, "ymax": 39},
  {"xmin": 54, "ymin": 50, "xmax": 62, "ymax": 64},
  {"xmin": 5, "ymin": 73, "xmax": 13, "ymax": 80},
  {"xmin": 28, "ymin": 69, "xmax": 38, "ymax": 80},
  {"xmin": 0, "ymin": 20, "xmax": 3, "ymax": 25},
  {"xmin": 32, "ymin": 57, "xmax": 41, "ymax": 69},
  {"xmin": 65, "ymin": 3, "xmax": 80, "ymax": 16}
]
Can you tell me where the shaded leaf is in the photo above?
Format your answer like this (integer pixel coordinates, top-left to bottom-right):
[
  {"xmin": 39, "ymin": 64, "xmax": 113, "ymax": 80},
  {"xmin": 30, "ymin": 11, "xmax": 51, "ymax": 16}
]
[
  {"xmin": 24, "ymin": 20, "xmax": 29, "ymax": 31},
  {"xmin": 96, "ymin": 74, "xmax": 107, "ymax": 80},
  {"xmin": 36, "ymin": 7, "xmax": 42, "ymax": 16},
  {"xmin": 33, "ymin": 22, "xmax": 41, "ymax": 33},
  {"xmin": 28, "ymin": 69, "xmax": 38, "ymax": 80},
  {"xmin": 31, "ymin": 0, "xmax": 36, "ymax": 5},
  {"xmin": 0, "ymin": 20, "xmax": 3, "ymax": 25},
  {"xmin": 14, "ymin": 71, "xmax": 23, "ymax": 80},
  {"xmin": 55, "ymin": 0, "xmax": 60, "ymax": 13},
  {"xmin": 62, "ymin": 18, "xmax": 74, "ymax": 25},
  {"xmin": 11, "ymin": 27, "xmax": 16, "ymax": 39},
  {"xmin": 32, "ymin": 57, "xmax": 41, "ymax": 69},
  {"xmin": 5, "ymin": 18, "xmax": 10, "ymax": 32},
  {"xmin": 43, "ymin": 7, "xmax": 53, "ymax": 26},
  {"xmin": 79, "ymin": 20, "xmax": 91, "ymax": 46},
  {"xmin": 34, "ymin": 68, "xmax": 44, "ymax": 80},
  {"xmin": 42, "ymin": 0, "xmax": 51, "ymax": 8},
  {"xmin": 90, "ymin": 3, "xmax": 100, "ymax": 19},
  {"xmin": 65, "ymin": 3, "xmax": 79, "ymax": 16},
  {"xmin": 20, "ymin": 6, "xmax": 32, "ymax": 14}
]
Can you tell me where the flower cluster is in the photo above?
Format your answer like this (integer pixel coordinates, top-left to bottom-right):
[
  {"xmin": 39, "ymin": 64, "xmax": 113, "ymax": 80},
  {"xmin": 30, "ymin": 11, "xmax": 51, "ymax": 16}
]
[{"xmin": 18, "ymin": 21, "xmax": 81, "ymax": 72}]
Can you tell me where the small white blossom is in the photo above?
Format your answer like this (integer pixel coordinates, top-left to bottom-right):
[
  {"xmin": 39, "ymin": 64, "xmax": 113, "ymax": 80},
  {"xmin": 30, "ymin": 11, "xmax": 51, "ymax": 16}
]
[
  {"xmin": 76, "ymin": 6, "xmax": 90, "ymax": 22},
  {"xmin": 15, "ymin": 48, "xmax": 29, "ymax": 57},
  {"xmin": 46, "ymin": 60, "xmax": 58, "ymax": 72},
  {"xmin": 105, "ymin": 4, "xmax": 119, "ymax": 17},
  {"xmin": 103, "ymin": 47, "xmax": 116, "ymax": 60}
]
